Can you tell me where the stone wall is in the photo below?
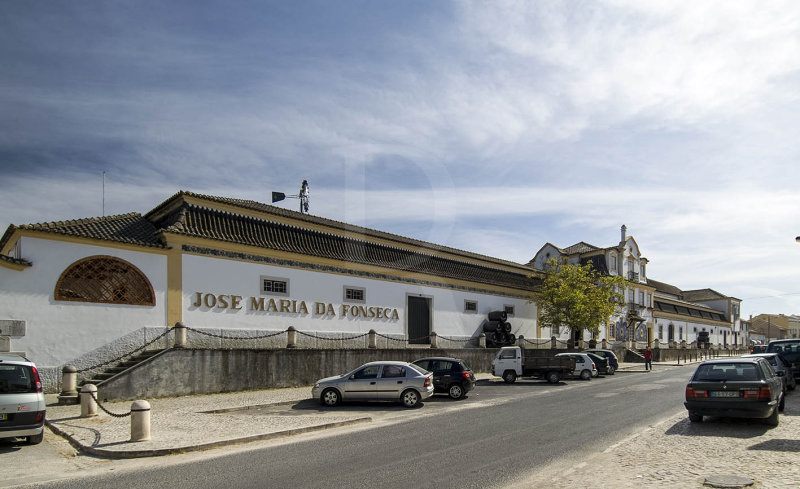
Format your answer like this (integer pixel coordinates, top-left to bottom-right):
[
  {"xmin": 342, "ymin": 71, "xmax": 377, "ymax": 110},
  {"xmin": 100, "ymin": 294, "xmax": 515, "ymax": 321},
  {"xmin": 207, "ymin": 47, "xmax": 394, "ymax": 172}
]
[{"xmin": 93, "ymin": 348, "xmax": 504, "ymax": 401}]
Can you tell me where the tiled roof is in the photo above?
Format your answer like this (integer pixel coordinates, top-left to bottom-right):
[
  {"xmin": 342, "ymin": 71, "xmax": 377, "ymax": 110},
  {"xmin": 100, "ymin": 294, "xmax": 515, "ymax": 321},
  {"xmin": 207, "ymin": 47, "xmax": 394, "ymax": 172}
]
[
  {"xmin": 647, "ymin": 278, "xmax": 684, "ymax": 298},
  {"xmin": 2, "ymin": 213, "xmax": 165, "ymax": 249},
  {"xmin": 654, "ymin": 298, "xmax": 728, "ymax": 323},
  {"xmin": 682, "ymin": 289, "xmax": 727, "ymax": 302},
  {"xmin": 148, "ymin": 191, "xmax": 531, "ymax": 272},
  {"xmin": 161, "ymin": 203, "xmax": 539, "ymax": 290},
  {"xmin": 0, "ymin": 254, "xmax": 31, "ymax": 267},
  {"xmin": 562, "ymin": 242, "xmax": 600, "ymax": 254}
]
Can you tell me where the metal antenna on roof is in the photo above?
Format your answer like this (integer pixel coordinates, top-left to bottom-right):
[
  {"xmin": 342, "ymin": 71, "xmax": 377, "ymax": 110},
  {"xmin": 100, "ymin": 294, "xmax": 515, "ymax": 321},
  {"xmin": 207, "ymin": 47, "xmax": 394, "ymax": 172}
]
[{"xmin": 270, "ymin": 179, "xmax": 310, "ymax": 214}]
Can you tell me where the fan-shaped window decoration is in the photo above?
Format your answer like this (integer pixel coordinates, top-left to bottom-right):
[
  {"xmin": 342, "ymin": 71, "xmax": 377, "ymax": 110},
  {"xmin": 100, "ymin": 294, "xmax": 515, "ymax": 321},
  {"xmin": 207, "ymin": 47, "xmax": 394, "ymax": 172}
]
[{"xmin": 54, "ymin": 256, "xmax": 155, "ymax": 306}]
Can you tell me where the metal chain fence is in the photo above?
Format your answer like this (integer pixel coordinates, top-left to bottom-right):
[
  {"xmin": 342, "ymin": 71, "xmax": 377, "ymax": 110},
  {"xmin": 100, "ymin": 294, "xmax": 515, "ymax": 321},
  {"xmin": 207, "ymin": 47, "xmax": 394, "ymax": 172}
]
[
  {"xmin": 436, "ymin": 335, "xmax": 474, "ymax": 343},
  {"xmin": 184, "ymin": 326, "xmax": 286, "ymax": 340},
  {"xmin": 522, "ymin": 337, "xmax": 552, "ymax": 346},
  {"xmin": 89, "ymin": 391, "xmax": 132, "ymax": 418},
  {"xmin": 295, "ymin": 331, "xmax": 369, "ymax": 341}
]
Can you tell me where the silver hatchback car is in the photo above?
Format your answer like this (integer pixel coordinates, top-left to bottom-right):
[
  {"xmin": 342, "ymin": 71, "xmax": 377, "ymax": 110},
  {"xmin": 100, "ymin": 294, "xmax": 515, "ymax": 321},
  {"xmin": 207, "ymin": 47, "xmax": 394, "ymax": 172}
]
[
  {"xmin": 0, "ymin": 355, "xmax": 46, "ymax": 445},
  {"xmin": 312, "ymin": 361, "xmax": 434, "ymax": 408}
]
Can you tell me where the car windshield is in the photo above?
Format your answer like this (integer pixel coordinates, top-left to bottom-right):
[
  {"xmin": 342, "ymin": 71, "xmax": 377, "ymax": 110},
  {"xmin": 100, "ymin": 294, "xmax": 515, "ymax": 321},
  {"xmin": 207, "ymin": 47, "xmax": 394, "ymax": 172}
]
[
  {"xmin": 768, "ymin": 341, "xmax": 800, "ymax": 363},
  {"xmin": 0, "ymin": 364, "xmax": 36, "ymax": 394},
  {"xmin": 693, "ymin": 363, "xmax": 760, "ymax": 382}
]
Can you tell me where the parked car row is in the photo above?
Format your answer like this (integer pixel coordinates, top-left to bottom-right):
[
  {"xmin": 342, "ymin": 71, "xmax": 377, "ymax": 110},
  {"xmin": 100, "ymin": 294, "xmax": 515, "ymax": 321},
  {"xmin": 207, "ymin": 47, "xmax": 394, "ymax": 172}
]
[
  {"xmin": 684, "ymin": 340, "xmax": 799, "ymax": 427},
  {"xmin": 312, "ymin": 356, "xmax": 476, "ymax": 408}
]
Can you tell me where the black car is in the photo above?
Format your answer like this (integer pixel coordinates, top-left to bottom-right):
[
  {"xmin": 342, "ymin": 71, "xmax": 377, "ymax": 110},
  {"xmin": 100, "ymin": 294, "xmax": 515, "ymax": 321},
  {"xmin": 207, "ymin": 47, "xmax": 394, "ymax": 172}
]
[
  {"xmin": 585, "ymin": 352, "xmax": 608, "ymax": 376},
  {"xmin": 583, "ymin": 348, "xmax": 619, "ymax": 375},
  {"xmin": 412, "ymin": 357, "xmax": 475, "ymax": 400},
  {"xmin": 684, "ymin": 357, "xmax": 784, "ymax": 426}
]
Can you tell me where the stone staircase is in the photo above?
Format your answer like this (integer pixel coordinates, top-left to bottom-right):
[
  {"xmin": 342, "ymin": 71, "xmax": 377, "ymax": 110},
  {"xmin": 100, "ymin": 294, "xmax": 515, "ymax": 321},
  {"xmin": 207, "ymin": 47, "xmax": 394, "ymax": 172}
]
[{"xmin": 80, "ymin": 349, "xmax": 165, "ymax": 386}]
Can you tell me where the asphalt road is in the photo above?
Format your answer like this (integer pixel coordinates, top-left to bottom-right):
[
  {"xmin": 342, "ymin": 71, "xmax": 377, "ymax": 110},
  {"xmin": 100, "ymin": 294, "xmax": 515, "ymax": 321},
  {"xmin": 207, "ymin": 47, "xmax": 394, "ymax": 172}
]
[{"xmin": 18, "ymin": 366, "xmax": 693, "ymax": 489}]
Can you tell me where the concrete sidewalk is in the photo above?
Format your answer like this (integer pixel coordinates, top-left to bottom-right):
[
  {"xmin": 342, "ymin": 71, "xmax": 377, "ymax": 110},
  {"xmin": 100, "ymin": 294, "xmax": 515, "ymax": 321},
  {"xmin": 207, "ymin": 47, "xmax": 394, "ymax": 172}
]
[{"xmin": 44, "ymin": 361, "xmax": 680, "ymax": 459}]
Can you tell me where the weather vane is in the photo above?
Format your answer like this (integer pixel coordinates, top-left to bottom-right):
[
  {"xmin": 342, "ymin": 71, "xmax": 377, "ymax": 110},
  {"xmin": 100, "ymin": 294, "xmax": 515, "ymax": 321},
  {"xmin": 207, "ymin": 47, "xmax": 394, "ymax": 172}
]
[{"xmin": 271, "ymin": 179, "xmax": 310, "ymax": 214}]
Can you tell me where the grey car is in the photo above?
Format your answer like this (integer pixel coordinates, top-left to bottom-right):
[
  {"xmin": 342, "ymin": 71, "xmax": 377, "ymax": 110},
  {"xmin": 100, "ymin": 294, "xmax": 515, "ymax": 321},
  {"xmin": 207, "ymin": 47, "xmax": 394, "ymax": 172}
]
[
  {"xmin": 312, "ymin": 361, "xmax": 434, "ymax": 408},
  {"xmin": 741, "ymin": 353, "xmax": 796, "ymax": 392},
  {"xmin": 0, "ymin": 355, "xmax": 46, "ymax": 445}
]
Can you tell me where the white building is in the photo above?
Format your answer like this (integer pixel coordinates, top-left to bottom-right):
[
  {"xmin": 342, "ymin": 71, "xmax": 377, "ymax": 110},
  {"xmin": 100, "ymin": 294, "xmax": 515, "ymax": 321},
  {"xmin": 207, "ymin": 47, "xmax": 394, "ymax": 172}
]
[
  {"xmin": 530, "ymin": 225, "xmax": 655, "ymax": 345},
  {"xmin": 0, "ymin": 191, "xmax": 542, "ymax": 369},
  {"xmin": 530, "ymin": 225, "xmax": 743, "ymax": 347}
]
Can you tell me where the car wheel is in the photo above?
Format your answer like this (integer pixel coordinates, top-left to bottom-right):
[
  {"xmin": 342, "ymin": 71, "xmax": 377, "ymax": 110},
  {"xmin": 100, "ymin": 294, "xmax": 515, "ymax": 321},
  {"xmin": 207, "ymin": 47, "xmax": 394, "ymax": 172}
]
[
  {"xmin": 607, "ymin": 365, "xmax": 616, "ymax": 375},
  {"xmin": 546, "ymin": 371, "xmax": 560, "ymax": 384},
  {"xmin": 320, "ymin": 388, "xmax": 341, "ymax": 407},
  {"xmin": 26, "ymin": 431, "xmax": 44, "ymax": 445},
  {"xmin": 401, "ymin": 389, "xmax": 421, "ymax": 408},
  {"xmin": 502, "ymin": 370, "xmax": 517, "ymax": 384},
  {"xmin": 688, "ymin": 412, "xmax": 703, "ymax": 423},
  {"xmin": 580, "ymin": 369, "xmax": 591, "ymax": 381},
  {"xmin": 766, "ymin": 406, "xmax": 780, "ymax": 427},
  {"xmin": 448, "ymin": 383, "xmax": 464, "ymax": 400}
]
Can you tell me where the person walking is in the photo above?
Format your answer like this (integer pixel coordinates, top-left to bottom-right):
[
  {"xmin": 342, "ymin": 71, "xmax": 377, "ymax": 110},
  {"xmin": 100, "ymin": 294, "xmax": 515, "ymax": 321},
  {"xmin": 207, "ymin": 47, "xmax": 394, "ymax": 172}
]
[{"xmin": 644, "ymin": 346, "xmax": 653, "ymax": 371}]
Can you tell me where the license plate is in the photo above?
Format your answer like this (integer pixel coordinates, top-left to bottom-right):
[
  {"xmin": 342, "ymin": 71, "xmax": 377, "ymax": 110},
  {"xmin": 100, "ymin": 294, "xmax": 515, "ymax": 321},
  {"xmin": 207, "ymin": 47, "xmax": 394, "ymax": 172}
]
[{"xmin": 711, "ymin": 391, "xmax": 739, "ymax": 398}]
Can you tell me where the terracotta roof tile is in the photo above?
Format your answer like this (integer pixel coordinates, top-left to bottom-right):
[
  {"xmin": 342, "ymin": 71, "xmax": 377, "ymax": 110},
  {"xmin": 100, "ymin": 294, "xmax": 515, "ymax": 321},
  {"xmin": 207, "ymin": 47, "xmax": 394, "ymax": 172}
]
[
  {"xmin": 165, "ymin": 204, "xmax": 538, "ymax": 290},
  {"xmin": 12, "ymin": 213, "xmax": 164, "ymax": 248},
  {"xmin": 148, "ymin": 190, "xmax": 531, "ymax": 271}
]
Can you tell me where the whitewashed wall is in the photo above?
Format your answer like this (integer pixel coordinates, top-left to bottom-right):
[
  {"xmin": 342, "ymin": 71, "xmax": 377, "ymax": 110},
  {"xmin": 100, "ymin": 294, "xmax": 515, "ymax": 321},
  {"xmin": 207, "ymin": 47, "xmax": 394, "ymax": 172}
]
[
  {"xmin": 654, "ymin": 317, "xmax": 732, "ymax": 345},
  {"xmin": 0, "ymin": 237, "xmax": 167, "ymax": 366},
  {"xmin": 181, "ymin": 254, "xmax": 538, "ymax": 339}
]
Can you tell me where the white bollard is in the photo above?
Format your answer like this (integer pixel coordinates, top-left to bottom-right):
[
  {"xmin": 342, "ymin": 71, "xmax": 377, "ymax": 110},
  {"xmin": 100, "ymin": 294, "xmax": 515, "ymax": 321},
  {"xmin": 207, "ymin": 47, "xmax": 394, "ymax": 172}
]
[
  {"xmin": 130, "ymin": 400, "xmax": 151, "ymax": 442},
  {"xmin": 80, "ymin": 384, "xmax": 98, "ymax": 417}
]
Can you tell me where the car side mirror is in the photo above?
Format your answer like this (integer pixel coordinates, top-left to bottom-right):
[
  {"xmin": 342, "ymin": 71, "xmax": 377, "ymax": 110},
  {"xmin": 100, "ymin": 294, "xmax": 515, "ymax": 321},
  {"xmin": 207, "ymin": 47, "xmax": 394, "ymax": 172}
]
[
  {"xmin": 776, "ymin": 371, "xmax": 785, "ymax": 377},
  {"xmin": 349, "ymin": 375, "xmax": 355, "ymax": 380}
]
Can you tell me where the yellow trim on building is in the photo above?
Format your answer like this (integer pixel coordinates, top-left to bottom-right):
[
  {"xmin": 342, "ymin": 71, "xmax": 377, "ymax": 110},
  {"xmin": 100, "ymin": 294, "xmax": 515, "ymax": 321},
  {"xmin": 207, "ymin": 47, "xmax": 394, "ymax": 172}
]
[
  {"xmin": 167, "ymin": 247, "xmax": 183, "ymax": 327},
  {"xmin": 0, "ymin": 260, "xmax": 28, "ymax": 271},
  {"xmin": 8, "ymin": 230, "xmax": 170, "ymax": 255}
]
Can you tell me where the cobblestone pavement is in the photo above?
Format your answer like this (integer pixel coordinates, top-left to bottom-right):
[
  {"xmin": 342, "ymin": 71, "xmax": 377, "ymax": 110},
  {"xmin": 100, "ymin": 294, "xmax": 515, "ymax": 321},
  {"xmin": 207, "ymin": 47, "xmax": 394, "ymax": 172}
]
[{"xmin": 504, "ymin": 388, "xmax": 800, "ymax": 489}]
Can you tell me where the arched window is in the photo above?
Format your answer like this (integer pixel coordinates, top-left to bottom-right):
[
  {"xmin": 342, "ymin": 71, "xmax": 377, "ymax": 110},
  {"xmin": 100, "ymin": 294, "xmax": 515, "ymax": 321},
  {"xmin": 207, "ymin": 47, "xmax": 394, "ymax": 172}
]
[{"xmin": 54, "ymin": 256, "xmax": 155, "ymax": 306}]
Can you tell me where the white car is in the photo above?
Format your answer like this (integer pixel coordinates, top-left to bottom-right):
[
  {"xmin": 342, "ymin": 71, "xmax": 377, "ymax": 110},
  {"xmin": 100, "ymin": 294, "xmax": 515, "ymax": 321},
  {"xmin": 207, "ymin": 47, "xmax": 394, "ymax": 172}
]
[
  {"xmin": 555, "ymin": 353, "xmax": 598, "ymax": 380},
  {"xmin": 0, "ymin": 355, "xmax": 46, "ymax": 445},
  {"xmin": 312, "ymin": 361, "xmax": 434, "ymax": 408}
]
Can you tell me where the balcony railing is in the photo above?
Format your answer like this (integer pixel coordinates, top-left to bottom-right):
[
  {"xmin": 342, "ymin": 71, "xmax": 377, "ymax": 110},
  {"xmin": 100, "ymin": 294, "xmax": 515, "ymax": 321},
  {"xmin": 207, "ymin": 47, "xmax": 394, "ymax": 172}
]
[
  {"xmin": 628, "ymin": 302, "xmax": 639, "ymax": 315},
  {"xmin": 628, "ymin": 271, "xmax": 639, "ymax": 281}
]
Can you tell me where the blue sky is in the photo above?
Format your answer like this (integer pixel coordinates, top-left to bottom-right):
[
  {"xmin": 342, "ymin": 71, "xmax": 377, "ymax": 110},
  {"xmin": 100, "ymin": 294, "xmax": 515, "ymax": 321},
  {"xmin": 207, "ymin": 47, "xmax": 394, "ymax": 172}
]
[{"xmin": 2, "ymin": 1, "xmax": 799, "ymax": 318}]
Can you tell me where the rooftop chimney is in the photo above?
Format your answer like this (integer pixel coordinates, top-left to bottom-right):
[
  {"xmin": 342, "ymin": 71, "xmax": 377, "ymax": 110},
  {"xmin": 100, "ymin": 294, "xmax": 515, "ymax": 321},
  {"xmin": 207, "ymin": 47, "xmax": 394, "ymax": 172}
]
[{"xmin": 620, "ymin": 224, "xmax": 627, "ymax": 243}]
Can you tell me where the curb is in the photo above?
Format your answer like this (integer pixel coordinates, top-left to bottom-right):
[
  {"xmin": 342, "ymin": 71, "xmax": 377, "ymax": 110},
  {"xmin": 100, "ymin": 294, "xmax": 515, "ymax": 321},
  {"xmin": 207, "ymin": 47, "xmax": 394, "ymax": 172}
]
[{"xmin": 46, "ymin": 416, "xmax": 371, "ymax": 459}]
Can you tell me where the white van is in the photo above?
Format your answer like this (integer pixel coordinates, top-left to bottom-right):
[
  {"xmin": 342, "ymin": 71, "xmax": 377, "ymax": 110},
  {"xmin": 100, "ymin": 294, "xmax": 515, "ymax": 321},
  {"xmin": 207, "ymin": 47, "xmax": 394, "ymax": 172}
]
[{"xmin": 0, "ymin": 355, "xmax": 46, "ymax": 445}]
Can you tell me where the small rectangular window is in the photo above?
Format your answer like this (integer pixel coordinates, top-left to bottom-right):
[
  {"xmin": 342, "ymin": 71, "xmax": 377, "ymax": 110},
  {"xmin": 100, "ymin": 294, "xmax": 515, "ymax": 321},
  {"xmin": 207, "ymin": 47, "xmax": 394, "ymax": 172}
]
[
  {"xmin": 464, "ymin": 300, "xmax": 478, "ymax": 313},
  {"xmin": 504, "ymin": 305, "xmax": 515, "ymax": 316},
  {"xmin": 343, "ymin": 286, "xmax": 366, "ymax": 303},
  {"xmin": 261, "ymin": 276, "xmax": 289, "ymax": 296}
]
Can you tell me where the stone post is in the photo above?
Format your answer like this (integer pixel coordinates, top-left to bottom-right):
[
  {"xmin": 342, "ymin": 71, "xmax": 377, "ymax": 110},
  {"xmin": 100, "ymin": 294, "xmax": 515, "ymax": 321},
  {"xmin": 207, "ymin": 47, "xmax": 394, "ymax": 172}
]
[
  {"xmin": 429, "ymin": 332, "xmax": 438, "ymax": 349},
  {"xmin": 601, "ymin": 339, "xmax": 607, "ymax": 349},
  {"xmin": 80, "ymin": 384, "xmax": 98, "ymax": 418},
  {"xmin": 130, "ymin": 400, "xmax": 151, "ymax": 442},
  {"xmin": 479, "ymin": 333, "xmax": 486, "ymax": 348},
  {"xmin": 551, "ymin": 336, "xmax": 557, "ymax": 349},
  {"xmin": 518, "ymin": 335, "xmax": 525, "ymax": 348},
  {"xmin": 173, "ymin": 322, "xmax": 187, "ymax": 349},
  {"xmin": 368, "ymin": 329, "xmax": 377, "ymax": 349},
  {"xmin": 287, "ymin": 326, "xmax": 297, "ymax": 349},
  {"xmin": 58, "ymin": 365, "xmax": 79, "ymax": 405}
]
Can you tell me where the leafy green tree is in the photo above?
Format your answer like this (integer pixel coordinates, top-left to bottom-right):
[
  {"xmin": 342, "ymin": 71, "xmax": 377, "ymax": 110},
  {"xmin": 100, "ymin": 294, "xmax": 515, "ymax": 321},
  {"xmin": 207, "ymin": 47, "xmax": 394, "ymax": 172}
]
[{"xmin": 535, "ymin": 258, "xmax": 626, "ymax": 345}]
